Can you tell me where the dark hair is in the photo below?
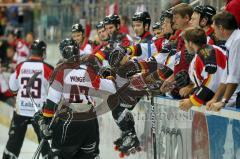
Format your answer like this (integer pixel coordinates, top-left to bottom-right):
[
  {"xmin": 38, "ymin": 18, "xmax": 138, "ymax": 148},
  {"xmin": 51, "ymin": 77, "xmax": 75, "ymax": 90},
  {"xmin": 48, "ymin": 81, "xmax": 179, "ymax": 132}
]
[
  {"xmin": 172, "ymin": 3, "xmax": 193, "ymax": 19},
  {"xmin": 212, "ymin": 11, "xmax": 238, "ymax": 30},
  {"xmin": 182, "ymin": 27, "xmax": 207, "ymax": 46}
]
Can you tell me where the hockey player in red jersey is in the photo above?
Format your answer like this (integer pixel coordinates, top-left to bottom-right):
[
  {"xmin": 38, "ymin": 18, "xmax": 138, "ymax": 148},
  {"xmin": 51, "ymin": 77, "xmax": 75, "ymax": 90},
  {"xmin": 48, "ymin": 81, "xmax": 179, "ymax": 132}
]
[
  {"xmin": 160, "ymin": 3, "xmax": 194, "ymax": 94},
  {"xmin": 2, "ymin": 40, "xmax": 52, "ymax": 159},
  {"xmin": 189, "ymin": 5, "xmax": 219, "ymax": 45}
]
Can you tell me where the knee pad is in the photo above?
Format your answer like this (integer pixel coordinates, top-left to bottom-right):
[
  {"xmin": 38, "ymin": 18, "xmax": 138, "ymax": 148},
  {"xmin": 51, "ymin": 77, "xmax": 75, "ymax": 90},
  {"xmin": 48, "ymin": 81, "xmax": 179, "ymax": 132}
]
[{"xmin": 115, "ymin": 109, "xmax": 135, "ymax": 131}]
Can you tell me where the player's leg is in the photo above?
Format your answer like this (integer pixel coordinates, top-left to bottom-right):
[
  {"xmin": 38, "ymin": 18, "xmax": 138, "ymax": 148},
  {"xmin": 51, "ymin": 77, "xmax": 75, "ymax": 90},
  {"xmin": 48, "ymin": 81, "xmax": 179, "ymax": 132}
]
[
  {"xmin": 32, "ymin": 119, "xmax": 51, "ymax": 158},
  {"xmin": 2, "ymin": 112, "xmax": 28, "ymax": 159},
  {"xmin": 75, "ymin": 118, "xmax": 100, "ymax": 159}
]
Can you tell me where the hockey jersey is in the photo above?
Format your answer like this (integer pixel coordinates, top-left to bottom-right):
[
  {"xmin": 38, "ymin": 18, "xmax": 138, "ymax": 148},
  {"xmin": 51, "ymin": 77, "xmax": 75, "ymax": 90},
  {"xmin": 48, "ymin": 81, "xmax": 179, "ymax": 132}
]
[
  {"xmin": 79, "ymin": 38, "xmax": 93, "ymax": 55},
  {"xmin": 188, "ymin": 45, "xmax": 227, "ymax": 106},
  {"xmin": 9, "ymin": 57, "xmax": 53, "ymax": 117},
  {"xmin": 128, "ymin": 37, "xmax": 167, "ymax": 60},
  {"xmin": 43, "ymin": 63, "xmax": 116, "ymax": 117}
]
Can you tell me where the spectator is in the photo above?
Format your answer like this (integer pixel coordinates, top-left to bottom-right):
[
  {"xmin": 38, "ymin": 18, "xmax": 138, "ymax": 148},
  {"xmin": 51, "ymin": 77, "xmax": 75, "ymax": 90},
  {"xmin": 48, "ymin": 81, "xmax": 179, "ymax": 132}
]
[
  {"xmin": 0, "ymin": 8, "xmax": 8, "ymax": 36},
  {"xmin": 5, "ymin": 0, "xmax": 19, "ymax": 27},
  {"xmin": 7, "ymin": 29, "xmax": 30, "ymax": 65},
  {"xmin": 25, "ymin": 32, "xmax": 34, "ymax": 46},
  {"xmin": 207, "ymin": 11, "xmax": 240, "ymax": 111}
]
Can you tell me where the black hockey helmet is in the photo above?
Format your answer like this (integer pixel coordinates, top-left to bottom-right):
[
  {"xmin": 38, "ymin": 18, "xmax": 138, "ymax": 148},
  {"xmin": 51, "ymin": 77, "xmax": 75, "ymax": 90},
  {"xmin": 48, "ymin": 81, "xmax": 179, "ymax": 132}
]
[
  {"xmin": 194, "ymin": 5, "xmax": 216, "ymax": 18},
  {"xmin": 132, "ymin": 11, "xmax": 151, "ymax": 26},
  {"xmin": 103, "ymin": 14, "xmax": 120, "ymax": 26},
  {"xmin": 193, "ymin": 5, "xmax": 204, "ymax": 15},
  {"xmin": 194, "ymin": 5, "xmax": 216, "ymax": 25},
  {"xmin": 61, "ymin": 45, "xmax": 79, "ymax": 60},
  {"xmin": 160, "ymin": 9, "xmax": 173, "ymax": 22},
  {"xmin": 96, "ymin": 21, "xmax": 105, "ymax": 30},
  {"xmin": 72, "ymin": 23, "xmax": 85, "ymax": 33},
  {"xmin": 31, "ymin": 40, "xmax": 47, "ymax": 57},
  {"xmin": 59, "ymin": 38, "xmax": 79, "ymax": 59},
  {"xmin": 203, "ymin": 5, "xmax": 216, "ymax": 18},
  {"xmin": 152, "ymin": 22, "xmax": 161, "ymax": 30}
]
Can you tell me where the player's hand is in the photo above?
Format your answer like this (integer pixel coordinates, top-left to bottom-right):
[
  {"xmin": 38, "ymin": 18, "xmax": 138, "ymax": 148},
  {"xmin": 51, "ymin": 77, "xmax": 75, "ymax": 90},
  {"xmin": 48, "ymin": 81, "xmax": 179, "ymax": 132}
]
[
  {"xmin": 208, "ymin": 101, "xmax": 225, "ymax": 112},
  {"xmin": 38, "ymin": 116, "xmax": 53, "ymax": 140},
  {"xmin": 179, "ymin": 85, "xmax": 193, "ymax": 97},
  {"xmin": 179, "ymin": 99, "xmax": 193, "ymax": 112},
  {"xmin": 206, "ymin": 98, "xmax": 217, "ymax": 110},
  {"xmin": 160, "ymin": 80, "xmax": 173, "ymax": 93}
]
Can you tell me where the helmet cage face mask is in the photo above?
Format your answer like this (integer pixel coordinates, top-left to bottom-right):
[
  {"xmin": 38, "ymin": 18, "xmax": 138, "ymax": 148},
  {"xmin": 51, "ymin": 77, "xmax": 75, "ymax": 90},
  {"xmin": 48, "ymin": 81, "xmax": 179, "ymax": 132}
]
[{"xmin": 62, "ymin": 45, "xmax": 79, "ymax": 60}]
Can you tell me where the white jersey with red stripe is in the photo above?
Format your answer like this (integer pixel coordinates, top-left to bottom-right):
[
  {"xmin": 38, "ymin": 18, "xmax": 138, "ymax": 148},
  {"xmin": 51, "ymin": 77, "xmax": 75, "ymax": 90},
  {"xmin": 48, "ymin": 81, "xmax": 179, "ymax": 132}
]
[
  {"xmin": 9, "ymin": 58, "xmax": 53, "ymax": 117},
  {"xmin": 189, "ymin": 45, "xmax": 227, "ymax": 91},
  {"xmin": 47, "ymin": 64, "xmax": 116, "ymax": 107},
  {"xmin": 79, "ymin": 43, "xmax": 93, "ymax": 55},
  {"xmin": 188, "ymin": 45, "xmax": 227, "ymax": 106},
  {"xmin": 13, "ymin": 39, "xmax": 30, "ymax": 64}
]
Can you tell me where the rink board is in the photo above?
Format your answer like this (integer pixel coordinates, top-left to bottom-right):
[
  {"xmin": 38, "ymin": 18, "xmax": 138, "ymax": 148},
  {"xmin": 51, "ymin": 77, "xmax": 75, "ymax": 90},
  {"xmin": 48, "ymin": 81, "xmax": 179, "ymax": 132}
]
[{"xmin": 1, "ymin": 97, "xmax": 240, "ymax": 159}]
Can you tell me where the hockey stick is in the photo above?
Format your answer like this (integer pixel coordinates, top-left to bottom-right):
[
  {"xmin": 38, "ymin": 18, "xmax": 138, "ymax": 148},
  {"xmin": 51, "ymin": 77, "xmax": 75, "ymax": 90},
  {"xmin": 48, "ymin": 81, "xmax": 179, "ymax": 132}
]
[
  {"xmin": 149, "ymin": 91, "xmax": 157, "ymax": 159},
  {"xmin": 26, "ymin": 72, "xmax": 46, "ymax": 159},
  {"xmin": 26, "ymin": 72, "xmax": 41, "ymax": 112}
]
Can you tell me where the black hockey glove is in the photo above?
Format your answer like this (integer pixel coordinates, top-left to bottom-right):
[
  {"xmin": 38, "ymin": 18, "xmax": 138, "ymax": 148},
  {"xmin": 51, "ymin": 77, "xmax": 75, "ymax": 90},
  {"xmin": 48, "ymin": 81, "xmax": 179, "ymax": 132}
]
[
  {"xmin": 35, "ymin": 111, "xmax": 53, "ymax": 140},
  {"xmin": 108, "ymin": 45, "xmax": 127, "ymax": 68},
  {"xmin": 174, "ymin": 70, "xmax": 190, "ymax": 89},
  {"xmin": 184, "ymin": 50, "xmax": 195, "ymax": 64},
  {"xmin": 117, "ymin": 61, "xmax": 141, "ymax": 78},
  {"xmin": 197, "ymin": 46, "xmax": 217, "ymax": 74},
  {"xmin": 99, "ymin": 67, "xmax": 116, "ymax": 79}
]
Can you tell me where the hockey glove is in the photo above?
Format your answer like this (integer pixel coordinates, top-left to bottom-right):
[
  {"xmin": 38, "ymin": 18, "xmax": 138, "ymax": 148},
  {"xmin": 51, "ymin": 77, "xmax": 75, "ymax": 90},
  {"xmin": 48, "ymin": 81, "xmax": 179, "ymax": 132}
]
[
  {"xmin": 117, "ymin": 61, "xmax": 141, "ymax": 78},
  {"xmin": 174, "ymin": 70, "xmax": 190, "ymax": 89},
  {"xmin": 38, "ymin": 114, "xmax": 53, "ymax": 140},
  {"xmin": 99, "ymin": 67, "xmax": 116, "ymax": 79},
  {"xmin": 108, "ymin": 45, "xmax": 127, "ymax": 68}
]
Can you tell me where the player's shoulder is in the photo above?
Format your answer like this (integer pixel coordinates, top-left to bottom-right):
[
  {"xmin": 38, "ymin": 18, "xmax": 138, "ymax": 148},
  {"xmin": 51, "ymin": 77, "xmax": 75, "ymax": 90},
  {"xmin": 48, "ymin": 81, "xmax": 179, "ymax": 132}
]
[
  {"xmin": 15, "ymin": 61, "xmax": 25, "ymax": 70},
  {"xmin": 43, "ymin": 61, "xmax": 54, "ymax": 70}
]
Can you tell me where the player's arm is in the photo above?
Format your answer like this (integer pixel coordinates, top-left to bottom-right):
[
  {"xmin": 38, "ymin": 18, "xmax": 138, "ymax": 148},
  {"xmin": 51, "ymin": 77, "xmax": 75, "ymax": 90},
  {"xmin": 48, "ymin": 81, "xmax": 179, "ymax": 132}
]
[
  {"xmin": 189, "ymin": 56, "xmax": 215, "ymax": 107},
  {"xmin": 221, "ymin": 43, "xmax": 240, "ymax": 102},
  {"xmin": 42, "ymin": 70, "xmax": 63, "ymax": 118},
  {"xmin": 8, "ymin": 63, "xmax": 23, "ymax": 94}
]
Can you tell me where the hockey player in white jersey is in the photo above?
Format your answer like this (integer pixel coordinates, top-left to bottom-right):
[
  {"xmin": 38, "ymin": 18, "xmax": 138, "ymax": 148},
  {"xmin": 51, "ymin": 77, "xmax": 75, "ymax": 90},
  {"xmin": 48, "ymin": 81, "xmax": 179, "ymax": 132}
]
[
  {"xmin": 38, "ymin": 38, "xmax": 116, "ymax": 159},
  {"xmin": 2, "ymin": 40, "xmax": 53, "ymax": 159}
]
